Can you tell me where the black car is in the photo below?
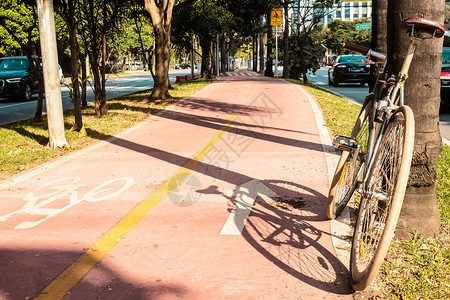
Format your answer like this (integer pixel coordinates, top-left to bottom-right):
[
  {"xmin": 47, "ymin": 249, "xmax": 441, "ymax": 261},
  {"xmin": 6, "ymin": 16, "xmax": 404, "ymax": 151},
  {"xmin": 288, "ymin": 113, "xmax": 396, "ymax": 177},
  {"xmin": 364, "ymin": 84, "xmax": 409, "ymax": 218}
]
[
  {"xmin": 441, "ymin": 47, "xmax": 450, "ymax": 106},
  {"xmin": 0, "ymin": 56, "xmax": 41, "ymax": 101},
  {"xmin": 328, "ymin": 55, "xmax": 370, "ymax": 87}
]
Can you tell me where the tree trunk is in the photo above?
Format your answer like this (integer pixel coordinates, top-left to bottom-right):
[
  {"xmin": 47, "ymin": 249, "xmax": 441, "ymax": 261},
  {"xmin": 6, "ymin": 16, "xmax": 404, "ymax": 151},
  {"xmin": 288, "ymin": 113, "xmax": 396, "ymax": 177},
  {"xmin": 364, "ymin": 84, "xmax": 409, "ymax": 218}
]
[
  {"xmin": 253, "ymin": 34, "xmax": 257, "ymax": 72},
  {"xmin": 264, "ymin": 11, "xmax": 274, "ymax": 77},
  {"xmin": 221, "ymin": 34, "xmax": 227, "ymax": 73},
  {"xmin": 69, "ymin": 20, "xmax": 82, "ymax": 129},
  {"xmin": 34, "ymin": 78, "xmax": 44, "ymax": 122},
  {"xmin": 282, "ymin": 4, "xmax": 289, "ymax": 79},
  {"xmin": 151, "ymin": 25, "xmax": 171, "ymax": 99},
  {"xmin": 387, "ymin": 0, "xmax": 444, "ymax": 238},
  {"xmin": 200, "ymin": 37, "xmax": 211, "ymax": 78},
  {"xmin": 370, "ymin": 0, "xmax": 388, "ymax": 91},
  {"xmin": 144, "ymin": 0, "xmax": 174, "ymax": 100},
  {"xmin": 259, "ymin": 32, "xmax": 265, "ymax": 73},
  {"xmin": 210, "ymin": 41, "xmax": 216, "ymax": 78},
  {"xmin": 298, "ymin": 35, "xmax": 308, "ymax": 84},
  {"xmin": 100, "ymin": 30, "xmax": 108, "ymax": 115},
  {"xmin": 80, "ymin": 53, "xmax": 87, "ymax": 108},
  {"xmin": 55, "ymin": 0, "xmax": 82, "ymax": 128},
  {"xmin": 37, "ymin": 0, "xmax": 68, "ymax": 148},
  {"xmin": 372, "ymin": 0, "xmax": 388, "ymax": 54}
]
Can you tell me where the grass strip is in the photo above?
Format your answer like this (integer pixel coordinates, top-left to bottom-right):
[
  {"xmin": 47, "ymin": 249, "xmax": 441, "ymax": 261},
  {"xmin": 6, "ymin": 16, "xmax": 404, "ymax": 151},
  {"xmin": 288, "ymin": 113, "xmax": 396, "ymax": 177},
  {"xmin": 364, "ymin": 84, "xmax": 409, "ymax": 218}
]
[{"xmin": 0, "ymin": 79, "xmax": 212, "ymax": 181}]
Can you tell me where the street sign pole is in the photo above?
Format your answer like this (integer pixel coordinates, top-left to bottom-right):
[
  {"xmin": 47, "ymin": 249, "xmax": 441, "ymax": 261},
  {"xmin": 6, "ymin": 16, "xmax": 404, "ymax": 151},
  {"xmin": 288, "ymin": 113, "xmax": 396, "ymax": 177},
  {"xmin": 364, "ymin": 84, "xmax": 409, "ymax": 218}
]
[
  {"xmin": 275, "ymin": 25, "xmax": 278, "ymax": 78},
  {"xmin": 270, "ymin": 8, "xmax": 281, "ymax": 78}
]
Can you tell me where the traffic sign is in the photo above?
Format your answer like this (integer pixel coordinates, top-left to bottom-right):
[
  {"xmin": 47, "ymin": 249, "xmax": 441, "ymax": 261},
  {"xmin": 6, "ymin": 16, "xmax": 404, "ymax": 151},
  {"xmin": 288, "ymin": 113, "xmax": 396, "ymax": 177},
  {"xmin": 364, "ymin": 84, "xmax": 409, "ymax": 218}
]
[
  {"xmin": 270, "ymin": 8, "xmax": 282, "ymax": 26},
  {"xmin": 356, "ymin": 23, "xmax": 371, "ymax": 30}
]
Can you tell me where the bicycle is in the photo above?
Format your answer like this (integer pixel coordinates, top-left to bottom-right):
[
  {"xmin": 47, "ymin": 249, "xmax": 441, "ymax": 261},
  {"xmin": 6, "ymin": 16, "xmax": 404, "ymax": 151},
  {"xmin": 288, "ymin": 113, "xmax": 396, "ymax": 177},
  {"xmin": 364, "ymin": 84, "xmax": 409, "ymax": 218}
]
[{"xmin": 326, "ymin": 17, "xmax": 445, "ymax": 290}]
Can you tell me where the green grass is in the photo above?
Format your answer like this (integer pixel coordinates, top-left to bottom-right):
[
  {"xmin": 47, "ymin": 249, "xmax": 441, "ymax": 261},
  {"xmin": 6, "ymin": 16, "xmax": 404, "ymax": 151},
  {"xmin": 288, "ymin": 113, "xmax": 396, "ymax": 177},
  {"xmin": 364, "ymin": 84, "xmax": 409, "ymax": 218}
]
[
  {"xmin": 288, "ymin": 80, "xmax": 450, "ymax": 299},
  {"xmin": 0, "ymin": 78, "xmax": 212, "ymax": 181},
  {"xmin": 437, "ymin": 145, "xmax": 450, "ymax": 223}
]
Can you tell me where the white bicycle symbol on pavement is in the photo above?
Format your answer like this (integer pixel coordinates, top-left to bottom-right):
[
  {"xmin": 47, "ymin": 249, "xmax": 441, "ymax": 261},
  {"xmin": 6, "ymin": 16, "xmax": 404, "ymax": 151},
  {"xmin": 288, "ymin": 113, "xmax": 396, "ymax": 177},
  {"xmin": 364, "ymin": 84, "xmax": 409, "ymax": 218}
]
[{"xmin": 0, "ymin": 176, "xmax": 134, "ymax": 229}]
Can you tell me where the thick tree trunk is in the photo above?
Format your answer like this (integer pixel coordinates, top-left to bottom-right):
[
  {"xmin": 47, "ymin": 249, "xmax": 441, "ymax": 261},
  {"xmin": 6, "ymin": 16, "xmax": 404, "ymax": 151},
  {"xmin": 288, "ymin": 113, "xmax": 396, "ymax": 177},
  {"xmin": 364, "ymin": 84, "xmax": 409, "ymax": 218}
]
[
  {"xmin": 370, "ymin": 0, "xmax": 388, "ymax": 91},
  {"xmin": 145, "ymin": 0, "xmax": 174, "ymax": 100},
  {"xmin": 387, "ymin": 0, "xmax": 444, "ymax": 238},
  {"xmin": 372, "ymin": 0, "xmax": 388, "ymax": 54},
  {"xmin": 200, "ymin": 37, "xmax": 211, "ymax": 78},
  {"xmin": 151, "ymin": 26, "xmax": 171, "ymax": 99},
  {"xmin": 259, "ymin": 32, "xmax": 265, "ymax": 74}
]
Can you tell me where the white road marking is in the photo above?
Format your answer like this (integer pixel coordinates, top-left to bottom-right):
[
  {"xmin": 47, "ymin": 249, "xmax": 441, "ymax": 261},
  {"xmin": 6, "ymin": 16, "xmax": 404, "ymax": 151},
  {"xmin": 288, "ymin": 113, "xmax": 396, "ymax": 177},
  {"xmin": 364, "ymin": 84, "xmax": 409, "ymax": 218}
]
[
  {"xmin": 220, "ymin": 179, "xmax": 279, "ymax": 236},
  {"xmin": 0, "ymin": 177, "xmax": 134, "ymax": 229}
]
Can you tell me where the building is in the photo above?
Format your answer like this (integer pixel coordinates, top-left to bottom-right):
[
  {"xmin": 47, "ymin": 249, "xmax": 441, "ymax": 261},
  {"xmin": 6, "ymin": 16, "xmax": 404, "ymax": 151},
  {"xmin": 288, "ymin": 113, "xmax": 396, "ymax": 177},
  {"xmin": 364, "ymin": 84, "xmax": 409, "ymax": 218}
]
[
  {"xmin": 318, "ymin": 1, "xmax": 372, "ymax": 26},
  {"xmin": 290, "ymin": 0, "xmax": 372, "ymax": 28}
]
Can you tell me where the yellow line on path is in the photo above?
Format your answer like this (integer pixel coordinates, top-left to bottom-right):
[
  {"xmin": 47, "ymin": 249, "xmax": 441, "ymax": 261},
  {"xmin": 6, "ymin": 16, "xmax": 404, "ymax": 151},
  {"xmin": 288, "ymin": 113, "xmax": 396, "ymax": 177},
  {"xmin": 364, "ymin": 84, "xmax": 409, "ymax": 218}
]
[{"xmin": 35, "ymin": 113, "xmax": 238, "ymax": 299}]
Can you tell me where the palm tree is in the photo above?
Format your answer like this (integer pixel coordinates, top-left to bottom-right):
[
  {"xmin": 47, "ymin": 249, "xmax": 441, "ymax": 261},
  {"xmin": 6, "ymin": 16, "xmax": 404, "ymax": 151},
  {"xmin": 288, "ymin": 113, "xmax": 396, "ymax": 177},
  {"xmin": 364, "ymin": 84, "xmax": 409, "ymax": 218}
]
[{"xmin": 387, "ymin": 0, "xmax": 445, "ymax": 238}]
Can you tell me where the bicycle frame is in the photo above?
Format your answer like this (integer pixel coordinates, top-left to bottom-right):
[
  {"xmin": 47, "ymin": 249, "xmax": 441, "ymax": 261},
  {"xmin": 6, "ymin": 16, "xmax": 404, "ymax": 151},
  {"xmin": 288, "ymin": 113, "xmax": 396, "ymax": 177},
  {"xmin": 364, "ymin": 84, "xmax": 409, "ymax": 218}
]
[{"xmin": 357, "ymin": 34, "xmax": 422, "ymax": 197}]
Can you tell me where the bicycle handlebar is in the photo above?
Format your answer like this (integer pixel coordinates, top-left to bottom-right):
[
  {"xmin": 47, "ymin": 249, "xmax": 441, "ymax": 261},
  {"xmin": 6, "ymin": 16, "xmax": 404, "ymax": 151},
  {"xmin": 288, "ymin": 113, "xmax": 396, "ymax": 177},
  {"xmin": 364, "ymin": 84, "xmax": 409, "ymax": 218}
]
[
  {"xmin": 343, "ymin": 42, "xmax": 387, "ymax": 61},
  {"xmin": 343, "ymin": 42, "xmax": 369, "ymax": 55}
]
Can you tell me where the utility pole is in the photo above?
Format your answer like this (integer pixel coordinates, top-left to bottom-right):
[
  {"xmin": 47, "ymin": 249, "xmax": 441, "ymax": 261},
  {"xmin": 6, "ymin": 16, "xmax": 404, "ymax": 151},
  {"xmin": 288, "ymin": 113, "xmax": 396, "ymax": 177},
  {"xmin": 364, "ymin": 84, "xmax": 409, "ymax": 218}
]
[{"xmin": 36, "ymin": 0, "xmax": 68, "ymax": 148}]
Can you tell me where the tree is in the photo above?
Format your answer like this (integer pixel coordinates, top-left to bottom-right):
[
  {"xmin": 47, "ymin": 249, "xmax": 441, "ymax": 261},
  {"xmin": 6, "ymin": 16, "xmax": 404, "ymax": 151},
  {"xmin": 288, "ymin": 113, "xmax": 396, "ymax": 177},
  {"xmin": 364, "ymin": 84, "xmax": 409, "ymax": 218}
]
[
  {"xmin": 291, "ymin": 0, "xmax": 340, "ymax": 83},
  {"xmin": 386, "ymin": 0, "xmax": 445, "ymax": 237},
  {"xmin": 77, "ymin": 0, "xmax": 129, "ymax": 117},
  {"xmin": 144, "ymin": 0, "xmax": 175, "ymax": 99},
  {"xmin": 286, "ymin": 26, "xmax": 324, "ymax": 79},
  {"xmin": 54, "ymin": 0, "xmax": 82, "ymax": 131},
  {"xmin": 370, "ymin": 0, "xmax": 387, "ymax": 90},
  {"xmin": 36, "ymin": 0, "xmax": 69, "ymax": 148},
  {"xmin": 0, "ymin": 0, "xmax": 45, "ymax": 122},
  {"xmin": 172, "ymin": 0, "xmax": 236, "ymax": 78},
  {"xmin": 324, "ymin": 19, "xmax": 371, "ymax": 56}
]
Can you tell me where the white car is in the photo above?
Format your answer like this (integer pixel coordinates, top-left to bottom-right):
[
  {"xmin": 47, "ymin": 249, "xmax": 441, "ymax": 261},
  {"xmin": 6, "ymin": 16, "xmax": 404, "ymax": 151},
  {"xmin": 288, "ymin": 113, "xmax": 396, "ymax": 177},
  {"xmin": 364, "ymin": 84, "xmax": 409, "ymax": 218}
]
[{"xmin": 58, "ymin": 65, "xmax": 64, "ymax": 84}]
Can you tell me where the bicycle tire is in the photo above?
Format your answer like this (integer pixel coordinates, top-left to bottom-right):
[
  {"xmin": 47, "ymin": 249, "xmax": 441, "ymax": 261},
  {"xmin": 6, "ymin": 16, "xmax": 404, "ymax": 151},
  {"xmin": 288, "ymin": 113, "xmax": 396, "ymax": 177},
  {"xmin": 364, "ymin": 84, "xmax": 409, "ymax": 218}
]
[
  {"xmin": 327, "ymin": 99, "xmax": 374, "ymax": 219},
  {"xmin": 350, "ymin": 105, "xmax": 415, "ymax": 290}
]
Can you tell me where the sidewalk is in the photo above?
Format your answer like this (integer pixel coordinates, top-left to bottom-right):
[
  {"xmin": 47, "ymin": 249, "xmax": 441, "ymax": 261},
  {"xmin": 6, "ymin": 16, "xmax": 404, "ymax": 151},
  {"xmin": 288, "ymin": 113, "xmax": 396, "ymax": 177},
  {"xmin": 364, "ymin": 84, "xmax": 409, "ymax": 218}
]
[{"xmin": 0, "ymin": 70, "xmax": 352, "ymax": 299}]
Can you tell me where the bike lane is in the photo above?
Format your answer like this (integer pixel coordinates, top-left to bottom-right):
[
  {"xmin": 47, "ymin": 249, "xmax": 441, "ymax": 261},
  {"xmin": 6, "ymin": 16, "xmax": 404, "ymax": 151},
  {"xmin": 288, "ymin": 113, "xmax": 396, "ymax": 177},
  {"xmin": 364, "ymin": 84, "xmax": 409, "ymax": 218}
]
[{"xmin": 0, "ymin": 73, "xmax": 353, "ymax": 299}]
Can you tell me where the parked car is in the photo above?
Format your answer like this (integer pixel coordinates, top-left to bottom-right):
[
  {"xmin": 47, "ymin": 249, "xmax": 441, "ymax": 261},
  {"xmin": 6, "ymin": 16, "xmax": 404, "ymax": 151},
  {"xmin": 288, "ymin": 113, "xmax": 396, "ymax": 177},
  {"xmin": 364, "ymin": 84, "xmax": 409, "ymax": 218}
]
[
  {"xmin": 441, "ymin": 47, "xmax": 450, "ymax": 106},
  {"xmin": 328, "ymin": 55, "xmax": 370, "ymax": 87},
  {"xmin": 0, "ymin": 56, "xmax": 41, "ymax": 101},
  {"xmin": 178, "ymin": 62, "xmax": 191, "ymax": 69}
]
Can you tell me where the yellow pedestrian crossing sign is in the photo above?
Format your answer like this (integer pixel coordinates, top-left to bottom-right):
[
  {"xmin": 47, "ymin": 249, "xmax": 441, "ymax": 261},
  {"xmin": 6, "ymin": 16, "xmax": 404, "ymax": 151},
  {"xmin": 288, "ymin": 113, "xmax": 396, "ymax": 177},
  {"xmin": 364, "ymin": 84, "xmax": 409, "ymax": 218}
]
[{"xmin": 271, "ymin": 8, "xmax": 282, "ymax": 26}]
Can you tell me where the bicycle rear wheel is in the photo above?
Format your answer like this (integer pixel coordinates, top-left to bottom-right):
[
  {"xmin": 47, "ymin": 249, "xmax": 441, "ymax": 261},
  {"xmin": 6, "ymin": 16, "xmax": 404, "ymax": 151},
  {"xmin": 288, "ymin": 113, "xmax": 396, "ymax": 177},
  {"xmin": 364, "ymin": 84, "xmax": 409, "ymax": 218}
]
[
  {"xmin": 327, "ymin": 99, "xmax": 373, "ymax": 219},
  {"xmin": 350, "ymin": 106, "xmax": 414, "ymax": 290}
]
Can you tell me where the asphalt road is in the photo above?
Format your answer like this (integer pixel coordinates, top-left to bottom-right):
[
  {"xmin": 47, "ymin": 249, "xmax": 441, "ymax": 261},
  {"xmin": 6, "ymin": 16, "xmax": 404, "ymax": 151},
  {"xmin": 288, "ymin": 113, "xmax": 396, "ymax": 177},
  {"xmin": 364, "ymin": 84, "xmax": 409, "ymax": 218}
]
[
  {"xmin": 308, "ymin": 67, "xmax": 450, "ymax": 143},
  {"xmin": 0, "ymin": 70, "xmax": 193, "ymax": 126}
]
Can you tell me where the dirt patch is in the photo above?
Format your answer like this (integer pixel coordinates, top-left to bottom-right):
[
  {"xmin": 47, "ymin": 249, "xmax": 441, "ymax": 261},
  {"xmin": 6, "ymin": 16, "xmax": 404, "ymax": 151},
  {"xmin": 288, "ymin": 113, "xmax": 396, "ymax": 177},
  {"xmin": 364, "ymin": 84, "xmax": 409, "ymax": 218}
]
[{"xmin": 270, "ymin": 196, "xmax": 305, "ymax": 210}]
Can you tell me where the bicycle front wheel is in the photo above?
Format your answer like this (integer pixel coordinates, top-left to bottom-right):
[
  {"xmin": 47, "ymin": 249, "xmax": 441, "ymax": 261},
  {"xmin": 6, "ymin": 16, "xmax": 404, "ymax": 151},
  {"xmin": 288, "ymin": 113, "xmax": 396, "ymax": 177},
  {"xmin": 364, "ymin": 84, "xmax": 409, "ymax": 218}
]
[
  {"xmin": 327, "ymin": 99, "xmax": 373, "ymax": 219},
  {"xmin": 350, "ymin": 106, "xmax": 415, "ymax": 290}
]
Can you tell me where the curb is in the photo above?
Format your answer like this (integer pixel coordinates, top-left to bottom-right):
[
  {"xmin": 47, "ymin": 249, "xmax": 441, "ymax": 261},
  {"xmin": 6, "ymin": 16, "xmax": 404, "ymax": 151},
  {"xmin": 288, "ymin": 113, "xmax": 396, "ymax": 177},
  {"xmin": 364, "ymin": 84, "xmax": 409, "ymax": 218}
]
[{"xmin": 287, "ymin": 81, "xmax": 352, "ymax": 274}]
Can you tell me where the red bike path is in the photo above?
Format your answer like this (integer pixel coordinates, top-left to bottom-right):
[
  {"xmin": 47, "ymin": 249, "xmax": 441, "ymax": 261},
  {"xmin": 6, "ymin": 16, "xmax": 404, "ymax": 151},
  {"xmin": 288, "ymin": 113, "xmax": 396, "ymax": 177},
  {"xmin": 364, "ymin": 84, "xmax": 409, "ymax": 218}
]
[{"xmin": 0, "ymin": 69, "xmax": 353, "ymax": 299}]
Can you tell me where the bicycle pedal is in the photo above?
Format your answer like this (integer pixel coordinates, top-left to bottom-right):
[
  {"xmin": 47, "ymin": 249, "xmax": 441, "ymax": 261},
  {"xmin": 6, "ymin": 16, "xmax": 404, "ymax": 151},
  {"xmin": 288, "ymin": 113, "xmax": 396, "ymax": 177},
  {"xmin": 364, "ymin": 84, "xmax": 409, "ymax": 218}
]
[{"xmin": 333, "ymin": 135, "xmax": 359, "ymax": 152}]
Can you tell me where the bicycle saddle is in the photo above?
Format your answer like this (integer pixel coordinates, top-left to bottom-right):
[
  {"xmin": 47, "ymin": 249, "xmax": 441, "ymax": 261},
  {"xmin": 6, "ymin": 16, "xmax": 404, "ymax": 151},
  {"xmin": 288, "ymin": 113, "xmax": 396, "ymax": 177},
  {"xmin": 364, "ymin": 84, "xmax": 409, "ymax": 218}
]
[{"xmin": 401, "ymin": 17, "xmax": 445, "ymax": 38}]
